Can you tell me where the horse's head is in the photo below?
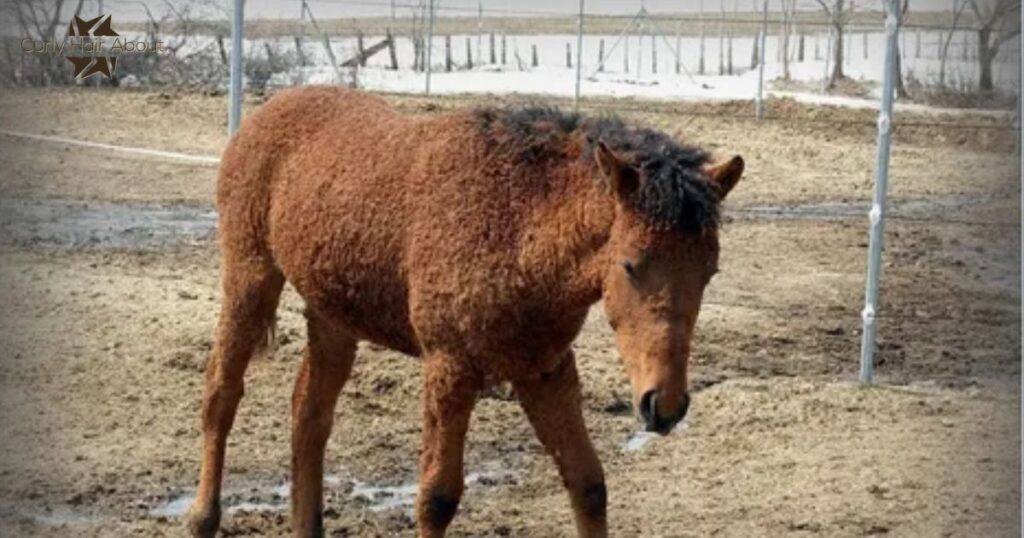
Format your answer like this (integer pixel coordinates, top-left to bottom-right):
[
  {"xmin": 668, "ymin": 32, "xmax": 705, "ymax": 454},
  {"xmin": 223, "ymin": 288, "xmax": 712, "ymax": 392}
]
[{"xmin": 594, "ymin": 140, "xmax": 743, "ymax": 435}]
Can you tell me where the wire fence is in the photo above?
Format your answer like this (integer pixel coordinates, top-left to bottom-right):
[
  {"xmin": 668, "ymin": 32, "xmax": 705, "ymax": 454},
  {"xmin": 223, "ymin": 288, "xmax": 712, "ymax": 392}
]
[
  {"xmin": 2, "ymin": 0, "xmax": 1020, "ymax": 378},
  {"xmin": 211, "ymin": 0, "xmax": 1021, "ymax": 110},
  {"xmin": 8, "ymin": 0, "xmax": 1021, "ymax": 101}
]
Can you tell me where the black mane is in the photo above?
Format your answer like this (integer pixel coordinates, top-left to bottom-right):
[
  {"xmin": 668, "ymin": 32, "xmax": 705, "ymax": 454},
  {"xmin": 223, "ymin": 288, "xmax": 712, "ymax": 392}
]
[{"xmin": 472, "ymin": 105, "xmax": 720, "ymax": 234}]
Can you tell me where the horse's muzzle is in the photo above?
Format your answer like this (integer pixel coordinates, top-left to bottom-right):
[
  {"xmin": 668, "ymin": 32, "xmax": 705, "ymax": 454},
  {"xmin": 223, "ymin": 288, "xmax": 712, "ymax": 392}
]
[{"xmin": 639, "ymin": 390, "xmax": 690, "ymax": 436}]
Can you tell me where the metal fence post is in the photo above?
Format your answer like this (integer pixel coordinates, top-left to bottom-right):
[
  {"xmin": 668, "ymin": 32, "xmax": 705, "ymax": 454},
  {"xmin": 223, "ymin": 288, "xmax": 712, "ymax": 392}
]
[
  {"xmin": 227, "ymin": 0, "xmax": 244, "ymax": 136},
  {"xmin": 574, "ymin": 0, "xmax": 585, "ymax": 110},
  {"xmin": 755, "ymin": 0, "xmax": 767, "ymax": 120},
  {"xmin": 858, "ymin": 0, "xmax": 900, "ymax": 384},
  {"xmin": 425, "ymin": 0, "xmax": 436, "ymax": 95},
  {"xmin": 1015, "ymin": 89, "xmax": 1021, "ymax": 156},
  {"xmin": 823, "ymin": 8, "xmax": 834, "ymax": 92}
]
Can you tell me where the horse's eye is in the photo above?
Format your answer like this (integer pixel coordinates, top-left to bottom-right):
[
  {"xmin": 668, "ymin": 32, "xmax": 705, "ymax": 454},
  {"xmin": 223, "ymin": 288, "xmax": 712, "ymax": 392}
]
[{"xmin": 621, "ymin": 260, "xmax": 638, "ymax": 281}]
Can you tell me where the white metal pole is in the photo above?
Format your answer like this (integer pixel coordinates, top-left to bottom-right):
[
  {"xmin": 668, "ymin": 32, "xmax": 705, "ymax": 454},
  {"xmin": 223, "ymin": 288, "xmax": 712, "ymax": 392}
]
[
  {"xmin": 228, "ymin": 0, "xmax": 244, "ymax": 136},
  {"xmin": 859, "ymin": 0, "xmax": 900, "ymax": 384},
  {"xmin": 574, "ymin": 0, "xmax": 585, "ymax": 110},
  {"xmin": 425, "ymin": 0, "xmax": 435, "ymax": 94},
  {"xmin": 755, "ymin": 0, "xmax": 767, "ymax": 120},
  {"xmin": 1015, "ymin": 88, "xmax": 1021, "ymax": 156},
  {"xmin": 823, "ymin": 6, "xmax": 834, "ymax": 92}
]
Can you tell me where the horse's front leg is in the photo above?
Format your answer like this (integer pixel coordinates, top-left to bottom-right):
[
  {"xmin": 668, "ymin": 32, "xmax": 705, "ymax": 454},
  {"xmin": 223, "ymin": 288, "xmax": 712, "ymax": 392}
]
[
  {"xmin": 513, "ymin": 351, "xmax": 607, "ymax": 538},
  {"xmin": 290, "ymin": 315, "xmax": 357, "ymax": 538},
  {"xmin": 417, "ymin": 355, "xmax": 481, "ymax": 538}
]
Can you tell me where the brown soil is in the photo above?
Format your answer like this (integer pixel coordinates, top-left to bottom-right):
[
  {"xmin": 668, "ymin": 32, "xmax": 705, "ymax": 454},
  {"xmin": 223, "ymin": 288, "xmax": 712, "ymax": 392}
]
[{"xmin": 0, "ymin": 87, "xmax": 1019, "ymax": 537}]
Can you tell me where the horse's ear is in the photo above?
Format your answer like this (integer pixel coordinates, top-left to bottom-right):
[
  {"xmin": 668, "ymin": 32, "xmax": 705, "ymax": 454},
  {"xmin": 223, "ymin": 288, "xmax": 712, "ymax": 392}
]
[
  {"xmin": 705, "ymin": 155, "xmax": 744, "ymax": 200},
  {"xmin": 595, "ymin": 140, "xmax": 638, "ymax": 200}
]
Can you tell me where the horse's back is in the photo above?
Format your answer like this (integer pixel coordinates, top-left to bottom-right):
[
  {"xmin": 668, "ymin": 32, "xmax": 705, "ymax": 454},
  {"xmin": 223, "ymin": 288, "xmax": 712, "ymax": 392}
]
[{"xmin": 218, "ymin": 87, "xmax": 423, "ymax": 353}]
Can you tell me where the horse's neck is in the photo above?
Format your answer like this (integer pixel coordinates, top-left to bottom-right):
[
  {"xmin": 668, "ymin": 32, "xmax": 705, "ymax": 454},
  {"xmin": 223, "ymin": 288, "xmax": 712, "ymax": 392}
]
[{"xmin": 520, "ymin": 161, "xmax": 615, "ymax": 304}]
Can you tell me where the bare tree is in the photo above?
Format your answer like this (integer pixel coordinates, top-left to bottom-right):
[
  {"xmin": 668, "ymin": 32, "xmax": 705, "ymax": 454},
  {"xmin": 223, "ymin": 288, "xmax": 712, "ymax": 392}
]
[
  {"xmin": 814, "ymin": 0, "xmax": 848, "ymax": 88},
  {"xmin": 939, "ymin": 0, "xmax": 969, "ymax": 86},
  {"xmin": 893, "ymin": 0, "xmax": 909, "ymax": 98},
  {"xmin": 966, "ymin": 0, "xmax": 1021, "ymax": 91},
  {"xmin": 780, "ymin": 0, "xmax": 798, "ymax": 80},
  {"xmin": 112, "ymin": 0, "xmax": 225, "ymax": 87},
  {"xmin": 8, "ymin": 0, "xmax": 86, "ymax": 85}
]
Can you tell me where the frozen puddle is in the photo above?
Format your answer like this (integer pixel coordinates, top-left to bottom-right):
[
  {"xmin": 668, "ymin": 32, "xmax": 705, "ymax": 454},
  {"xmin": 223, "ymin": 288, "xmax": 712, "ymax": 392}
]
[
  {"xmin": 149, "ymin": 495, "xmax": 194, "ymax": 518},
  {"xmin": 149, "ymin": 465, "xmax": 518, "ymax": 519},
  {"xmin": 19, "ymin": 506, "xmax": 99, "ymax": 526},
  {"xmin": 0, "ymin": 198, "xmax": 216, "ymax": 249},
  {"xmin": 350, "ymin": 481, "xmax": 419, "ymax": 512},
  {"xmin": 622, "ymin": 420, "xmax": 690, "ymax": 452},
  {"xmin": 348, "ymin": 466, "xmax": 519, "ymax": 514}
]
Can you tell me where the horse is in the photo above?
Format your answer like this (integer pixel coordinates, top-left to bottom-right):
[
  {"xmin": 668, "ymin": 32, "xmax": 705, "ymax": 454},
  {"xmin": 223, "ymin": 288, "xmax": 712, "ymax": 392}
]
[{"xmin": 186, "ymin": 86, "xmax": 744, "ymax": 538}]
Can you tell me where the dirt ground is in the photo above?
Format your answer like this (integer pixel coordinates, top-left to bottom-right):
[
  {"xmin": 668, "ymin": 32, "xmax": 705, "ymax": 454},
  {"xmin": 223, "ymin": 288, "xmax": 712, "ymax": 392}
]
[{"xmin": 0, "ymin": 87, "xmax": 1020, "ymax": 537}]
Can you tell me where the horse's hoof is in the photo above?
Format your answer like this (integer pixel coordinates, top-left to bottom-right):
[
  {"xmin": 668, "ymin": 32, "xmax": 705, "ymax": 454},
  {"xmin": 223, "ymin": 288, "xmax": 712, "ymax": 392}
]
[{"xmin": 185, "ymin": 501, "xmax": 221, "ymax": 538}]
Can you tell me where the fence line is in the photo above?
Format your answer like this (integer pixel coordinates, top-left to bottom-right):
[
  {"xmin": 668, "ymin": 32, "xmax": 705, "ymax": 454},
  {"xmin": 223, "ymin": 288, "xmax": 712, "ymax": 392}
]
[{"xmin": 301, "ymin": 0, "xmax": 1013, "ymax": 33}]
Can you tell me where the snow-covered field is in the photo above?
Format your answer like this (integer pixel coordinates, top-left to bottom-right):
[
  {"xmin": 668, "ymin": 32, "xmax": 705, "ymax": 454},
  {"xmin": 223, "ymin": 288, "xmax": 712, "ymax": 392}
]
[{"xmin": 151, "ymin": 29, "xmax": 1022, "ymax": 109}]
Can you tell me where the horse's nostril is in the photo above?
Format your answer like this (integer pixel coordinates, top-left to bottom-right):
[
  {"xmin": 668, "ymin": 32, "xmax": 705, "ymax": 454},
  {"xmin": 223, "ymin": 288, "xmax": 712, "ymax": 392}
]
[{"xmin": 639, "ymin": 390, "xmax": 658, "ymax": 424}]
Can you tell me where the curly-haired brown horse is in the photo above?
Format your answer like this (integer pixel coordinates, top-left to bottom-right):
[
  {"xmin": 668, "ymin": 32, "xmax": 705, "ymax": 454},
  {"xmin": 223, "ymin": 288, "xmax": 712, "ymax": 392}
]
[{"xmin": 186, "ymin": 86, "xmax": 743, "ymax": 538}]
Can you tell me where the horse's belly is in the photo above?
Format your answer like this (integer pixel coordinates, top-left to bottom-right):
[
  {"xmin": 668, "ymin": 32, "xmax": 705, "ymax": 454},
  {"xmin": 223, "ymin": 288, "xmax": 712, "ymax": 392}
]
[
  {"xmin": 298, "ymin": 272, "xmax": 420, "ymax": 356},
  {"xmin": 268, "ymin": 185, "xmax": 420, "ymax": 355}
]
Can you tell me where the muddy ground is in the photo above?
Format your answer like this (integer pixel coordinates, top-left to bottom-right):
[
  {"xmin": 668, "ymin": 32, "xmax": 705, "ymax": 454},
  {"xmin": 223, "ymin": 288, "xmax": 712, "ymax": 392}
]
[{"xmin": 0, "ymin": 88, "xmax": 1020, "ymax": 537}]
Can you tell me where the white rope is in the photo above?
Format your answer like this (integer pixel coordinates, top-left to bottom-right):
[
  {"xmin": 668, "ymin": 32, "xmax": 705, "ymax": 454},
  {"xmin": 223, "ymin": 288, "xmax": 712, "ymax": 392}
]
[{"xmin": 0, "ymin": 129, "xmax": 221, "ymax": 165}]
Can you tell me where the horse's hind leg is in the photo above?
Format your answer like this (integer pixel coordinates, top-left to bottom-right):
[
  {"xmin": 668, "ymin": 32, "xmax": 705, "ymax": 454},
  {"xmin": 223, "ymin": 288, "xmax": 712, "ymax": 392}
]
[
  {"xmin": 186, "ymin": 258, "xmax": 284, "ymax": 538},
  {"xmin": 290, "ymin": 313, "xmax": 356, "ymax": 538},
  {"xmin": 512, "ymin": 351, "xmax": 607, "ymax": 538}
]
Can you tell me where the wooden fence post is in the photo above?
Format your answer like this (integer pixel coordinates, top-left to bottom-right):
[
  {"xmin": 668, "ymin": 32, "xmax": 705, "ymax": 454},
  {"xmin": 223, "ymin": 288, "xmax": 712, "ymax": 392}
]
[
  {"xmin": 357, "ymin": 31, "xmax": 366, "ymax": 67},
  {"xmin": 598, "ymin": 39, "xmax": 605, "ymax": 71},
  {"xmin": 751, "ymin": 29, "xmax": 759, "ymax": 68},
  {"xmin": 624, "ymin": 36, "xmax": 629, "ymax": 73},
  {"xmin": 566, "ymin": 42, "xmax": 572, "ymax": 68},
  {"xmin": 466, "ymin": 37, "xmax": 473, "ymax": 68},
  {"xmin": 445, "ymin": 35, "xmax": 452, "ymax": 71},
  {"xmin": 651, "ymin": 34, "xmax": 658, "ymax": 74},
  {"xmin": 387, "ymin": 29, "xmax": 398, "ymax": 69},
  {"xmin": 675, "ymin": 33, "xmax": 681, "ymax": 74},
  {"xmin": 218, "ymin": 35, "xmax": 229, "ymax": 65},
  {"xmin": 532, "ymin": 44, "xmax": 538, "ymax": 67},
  {"xmin": 294, "ymin": 36, "xmax": 305, "ymax": 66},
  {"xmin": 726, "ymin": 32, "xmax": 732, "ymax": 74}
]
